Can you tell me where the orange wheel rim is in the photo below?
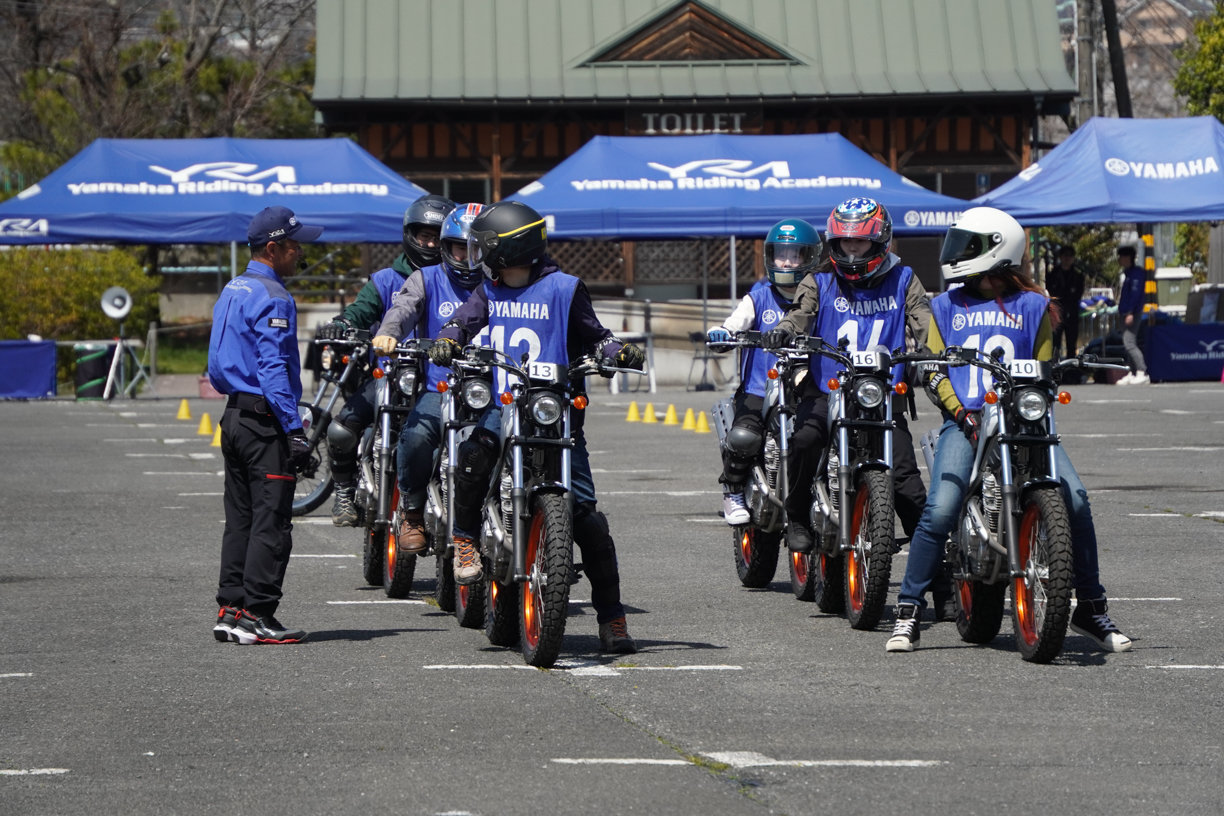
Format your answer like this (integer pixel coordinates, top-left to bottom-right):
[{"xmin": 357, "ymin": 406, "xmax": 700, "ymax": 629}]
[
  {"xmin": 739, "ymin": 529, "xmax": 752, "ymax": 562},
  {"xmin": 792, "ymin": 551, "xmax": 808, "ymax": 583},
  {"xmin": 847, "ymin": 489, "xmax": 868, "ymax": 613},
  {"xmin": 522, "ymin": 510, "xmax": 545, "ymax": 649},
  {"xmin": 1014, "ymin": 504, "xmax": 1040, "ymax": 645},
  {"xmin": 957, "ymin": 579, "xmax": 972, "ymax": 618},
  {"xmin": 386, "ymin": 534, "xmax": 397, "ymax": 573},
  {"xmin": 458, "ymin": 584, "xmax": 469, "ymax": 605}
]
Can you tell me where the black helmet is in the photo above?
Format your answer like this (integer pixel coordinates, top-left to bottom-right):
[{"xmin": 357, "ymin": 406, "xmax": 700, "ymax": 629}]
[
  {"xmin": 402, "ymin": 194, "xmax": 456, "ymax": 269},
  {"xmin": 466, "ymin": 200, "xmax": 548, "ymax": 279}
]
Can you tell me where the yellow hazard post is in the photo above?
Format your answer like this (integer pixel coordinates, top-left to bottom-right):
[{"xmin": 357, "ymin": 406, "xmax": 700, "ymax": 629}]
[
  {"xmin": 176, "ymin": 399, "xmax": 192, "ymax": 421},
  {"xmin": 197, "ymin": 412, "xmax": 213, "ymax": 436},
  {"xmin": 642, "ymin": 402, "xmax": 658, "ymax": 424},
  {"xmin": 682, "ymin": 408, "xmax": 696, "ymax": 430},
  {"xmin": 211, "ymin": 423, "xmax": 222, "ymax": 447},
  {"xmin": 625, "ymin": 401, "xmax": 641, "ymax": 422},
  {"xmin": 663, "ymin": 404, "xmax": 679, "ymax": 426},
  {"xmin": 694, "ymin": 411, "xmax": 712, "ymax": 434}
]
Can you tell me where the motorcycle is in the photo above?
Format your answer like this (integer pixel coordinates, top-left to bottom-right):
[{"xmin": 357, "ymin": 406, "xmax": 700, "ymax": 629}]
[
  {"xmin": 920, "ymin": 348, "xmax": 1125, "ymax": 663},
  {"xmin": 292, "ymin": 329, "xmax": 373, "ymax": 516},
  {"xmin": 460, "ymin": 347, "xmax": 640, "ymax": 668},
  {"xmin": 708, "ymin": 330, "xmax": 804, "ymax": 596},
  {"xmin": 799, "ymin": 336, "xmax": 922, "ymax": 630},
  {"xmin": 355, "ymin": 339, "xmax": 430, "ymax": 594},
  {"xmin": 429, "ymin": 345, "xmax": 498, "ymax": 628}
]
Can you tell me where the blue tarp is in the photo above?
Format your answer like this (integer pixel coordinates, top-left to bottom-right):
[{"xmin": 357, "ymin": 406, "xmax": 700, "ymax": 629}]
[
  {"xmin": 973, "ymin": 116, "xmax": 1224, "ymax": 225},
  {"xmin": 0, "ymin": 138, "xmax": 429, "ymax": 244},
  {"xmin": 506, "ymin": 134, "xmax": 969, "ymax": 238},
  {"xmin": 0, "ymin": 340, "xmax": 56, "ymax": 399}
]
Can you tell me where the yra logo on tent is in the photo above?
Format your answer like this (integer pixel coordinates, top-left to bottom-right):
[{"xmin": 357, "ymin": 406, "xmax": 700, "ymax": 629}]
[
  {"xmin": 149, "ymin": 161, "xmax": 297, "ymax": 184},
  {"xmin": 0, "ymin": 217, "xmax": 49, "ymax": 237},
  {"xmin": 646, "ymin": 159, "xmax": 790, "ymax": 179}
]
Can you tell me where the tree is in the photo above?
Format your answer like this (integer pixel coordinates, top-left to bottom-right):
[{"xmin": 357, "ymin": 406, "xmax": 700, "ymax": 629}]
[
  {"xmin": 1173, "ymin": 4, "xmax": 1224, "ymax": 119},
  {"xmin": 0, "ymin": 1, "xmax": 318, "ymax": 192}
]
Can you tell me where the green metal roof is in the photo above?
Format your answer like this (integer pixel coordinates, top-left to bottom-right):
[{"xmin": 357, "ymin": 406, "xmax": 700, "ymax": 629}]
[{"xmin": 313, "ymin": 0, "xmax": 1075, "ymax": 105}]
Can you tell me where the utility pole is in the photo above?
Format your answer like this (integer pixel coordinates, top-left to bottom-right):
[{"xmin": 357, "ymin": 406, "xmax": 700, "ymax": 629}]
[
  {"xmin": 1076, "ymin": 0, "xmax": 1096, "ymax": 129},
  {"xmin": 1101, "ymin": 0, "xmax": 1133, "ymax": 118}
]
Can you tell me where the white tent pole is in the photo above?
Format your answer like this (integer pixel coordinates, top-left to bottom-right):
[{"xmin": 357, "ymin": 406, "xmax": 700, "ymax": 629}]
[
  {"xmin": 231, "ymin": 241, "xmax": 238, "ymax": 279},
  {"xmin": 729, "ymin": 236, "xmax": 737, "ymax": 302}
]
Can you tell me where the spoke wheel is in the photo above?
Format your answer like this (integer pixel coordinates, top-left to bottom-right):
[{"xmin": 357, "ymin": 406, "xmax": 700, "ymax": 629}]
[
  {"xmin": 519, "ymin": 493, "xmax": 572, "ymax": 667},
  {"xmin": 383, "ymin": 484, "xmax": 416, "ymax": 598},
  {"xmin": 291, "ymin": 400, "xmax": 333, "ymax": 516},
  {"xmin": 484, "ymin": 574, "xmax": 520, "ymax": 647},
  {"xmin": 813, "ymin": 547, "xmax": 845, "ymax": 613},
  {"xmin": 843, "ymin": 470, "xmax": 895, "ymax": 630},
  {"xmin": 1012, "ymin": 487, "xmax": 1073, "ymax": 663},
  {"xmin": 734, "ymin": 525, "xmax": 780, "ymax": 588}
]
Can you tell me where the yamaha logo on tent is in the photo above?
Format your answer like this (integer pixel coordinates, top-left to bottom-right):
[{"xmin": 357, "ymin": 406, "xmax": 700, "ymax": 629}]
[
  {"xmin": 61, "ymin": 160, "xmax": 391, "ymax": 198},
  {"xmin": 562, "ymin": 157, "xmax": 885, "ymax": 193},
  {"xmin": 902, "ymin": 209, "xmax": 963, "ymax": 229},
  {"xmin": 1104, "ymin": 155, "xmax": 1220, "ymax": 179}
]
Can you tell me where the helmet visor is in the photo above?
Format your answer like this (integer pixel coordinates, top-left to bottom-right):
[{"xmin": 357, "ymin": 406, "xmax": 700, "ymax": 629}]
[
  {"xmin": 939, "ymin": 228, "xmax": 987, "ymax": 266},
  {"xmin": 765, "ymin": 242, "xmax": 814, "ymax": 271},
  {"xmin": 467, "ymin": 227, "xmax": 498, "ymax": 269}
]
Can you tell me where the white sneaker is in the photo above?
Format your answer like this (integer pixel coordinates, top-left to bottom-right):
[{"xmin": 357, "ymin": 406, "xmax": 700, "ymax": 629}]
[
  {"xmin": 1116, "ymin": 372, "xmax": 1136, "ymax": 385},
  {"xmin": 722, "ymin": 489, "xmax": 750, "ymax": 526},
  {"xmin": 1132, "ymin": 371, "xmax": 1150, "ymax": 385}
]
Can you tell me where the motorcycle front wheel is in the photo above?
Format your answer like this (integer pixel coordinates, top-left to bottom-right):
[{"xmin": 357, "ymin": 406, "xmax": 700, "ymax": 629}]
[
  {"xmin": 520, "ymin": 492, "xmax": 573, "ymax": 667},
  {"xmin": 789, "ymin": 550, "xmax": 819, "ymax": 601},
  {"xmin": 484, "ymin": 574, "xmax": 519, "ymax": 647},
  {"xmin": 383, "ymin": 488, "xmax": 417, "ymax": 598},
  {"xmin": 844, "ymin": 470, "xmax": 896, "ymax": 631},
  {"xmin": 454, "ymin": 557, "xmax": 485, "ymax": 629},
  {"xmin": 733, "ymin": 526, "xmax": 780, "ymax": 588},
  {"xmin": 1012, "ymin": 487, "xmax": 1074, "ymax": 663},
  {"xmin": 292, "ymin": 400, "xmax": 333, "ymax": 516},
  {"xmin": 435, "ymin": 553, "xmax": 456, "ymax": 612}
]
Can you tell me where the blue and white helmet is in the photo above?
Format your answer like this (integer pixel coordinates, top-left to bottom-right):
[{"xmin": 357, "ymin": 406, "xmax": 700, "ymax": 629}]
[
  {"xmin": 439, "ymin": 203, "xmax": 486, "ymax": 288},
  {"xmin": 764, "ymin": 218, "xmax": 821, "ymax": 287}
]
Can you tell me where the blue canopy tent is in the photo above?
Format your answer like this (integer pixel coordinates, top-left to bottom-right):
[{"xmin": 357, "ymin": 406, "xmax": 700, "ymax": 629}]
[
  {"xmin": 972, "ymin": 116, "xmax": 1224, "ymax": 224},
  {"xmin": 507, "ymin": 133, "xmax": 969, "ymax": 238},
  {"xmin": 0, "ymin": 137, "xmax": 428, "ymax": 245},
  {"xmin": 974, "ymin": 116, "xmax": 1224, "ymax": 382}
]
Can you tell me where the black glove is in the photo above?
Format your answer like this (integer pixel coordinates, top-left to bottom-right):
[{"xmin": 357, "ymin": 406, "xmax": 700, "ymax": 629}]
[
  {"xmin": 954, "ymin": 408, "xmax": 981, "ymax": 445},
  {"xmin": 614, "ymin": 343, "xmax": 645, "ymax": 371},
  {"xmin": 318, "ymin": 318, "xmax": 351, "ymax": 340},
  {"xmin": 761, "ymin": 328, "xmax": 793, "ymax": 350},
  {"xmin": 287, "ymin": 429, "xmax": 312, "ymax": 470},
  {"xmin": 428, "ymin": 338, "xmax": 462, "ymax": 367}
]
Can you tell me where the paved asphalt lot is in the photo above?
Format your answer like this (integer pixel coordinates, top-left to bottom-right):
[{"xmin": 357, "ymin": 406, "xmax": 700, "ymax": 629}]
[{"xmin": 2, "ymin": 376, "xmax": 1223, "ymax": 815}]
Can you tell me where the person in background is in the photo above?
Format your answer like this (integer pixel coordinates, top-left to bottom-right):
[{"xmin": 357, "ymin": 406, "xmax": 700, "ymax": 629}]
[
  {"xmin": 885, "ymin": 207, "xmax": 1131, "ymax": 654},
  {"xmin": 706, "ymin": 218, "xmax": 822, "ymax": 525},
  {"xmin": 318, "ymin": 194, "xmax": 456, "ymax": 525},
  {"xmin": 427, "ymin": 200, "xmax": 646, "ymax": 654},
  {"xmin": 1047, "ymin": 245, "xmax": 1085, "ymax": 359},
  {"xmin": 1115, "ymin": 245, "xmax": 1150, "ymax": 385},
  {"xmin": 207, "ymin": 206, "xmax": 324, "ymax": 645}
]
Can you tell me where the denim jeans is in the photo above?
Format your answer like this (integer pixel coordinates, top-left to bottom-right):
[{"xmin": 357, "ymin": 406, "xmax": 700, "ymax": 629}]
[
  {"xmin": 395, "ymin": 391, "xmax": 444, "ymax": 510},
  {"xmin": 897, "ymin": 419, "xmax": 1105, "ymax": 609}
]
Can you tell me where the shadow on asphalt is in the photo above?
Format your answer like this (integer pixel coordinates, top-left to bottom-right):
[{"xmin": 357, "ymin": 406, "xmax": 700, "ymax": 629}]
[{"xmin": 305, "ymin": 627, "xmax": 436, "ymax": 642}]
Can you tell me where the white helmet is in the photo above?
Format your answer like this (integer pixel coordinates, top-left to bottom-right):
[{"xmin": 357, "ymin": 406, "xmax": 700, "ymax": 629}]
[{"xmin": 939, "ymin": 206, "xmax": 1027, "ymax": 284}]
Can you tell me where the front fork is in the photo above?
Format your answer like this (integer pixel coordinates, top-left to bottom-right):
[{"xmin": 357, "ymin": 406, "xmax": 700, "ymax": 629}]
[{"xmin": 374, "ymin": 386, "xmax": 395, "ymax": 529}]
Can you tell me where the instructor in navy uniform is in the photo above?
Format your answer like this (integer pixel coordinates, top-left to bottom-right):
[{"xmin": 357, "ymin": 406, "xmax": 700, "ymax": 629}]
[{"xmin": 207, "ymin": 206, "xmax": 323, "ymax": 645}]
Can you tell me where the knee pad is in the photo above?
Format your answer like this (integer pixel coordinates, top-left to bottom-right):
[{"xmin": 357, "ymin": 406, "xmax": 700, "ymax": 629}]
[{"xmin": 724, "ymin": 425, "xmax": 763, "ymax": 461}]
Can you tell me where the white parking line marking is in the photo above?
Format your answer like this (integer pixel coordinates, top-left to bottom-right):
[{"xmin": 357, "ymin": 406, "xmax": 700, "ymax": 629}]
[
  {"xmin": 590, "ymin": 469, "xmax": 672, "ymax": 474},
  {"xmin": 144, "ymin": 471, "xmax": 216, "ymax": 476},
  {"xmin": 424, "ymin": 662, "xmax": 743, "ymax": 676},
  {"xmin": 703, "ymin": 751, "xmax": 943, "ymax": 768},
  {"xmin": 292, "ymin": 553, "xmax": 357, "ymax": 558},
  {"xmin": 127, "ymin": 453, "xmax": 189, "ymax": 458},
  {"xmin": 603, "ymin": 490, "xmax": 720, "ymax": 497},
  {"xmin": 552, "ymin": 758, "xmax": 689, "ymax": 766},
  {"xmin": 1128, "ymin": 513, "xmax": 1181, "ymax": 517},
  {"xmin": 295, "ymin": 518, "xmax": 343, "ymax": 525},
  {"xmin": 327, "ymin": 599, "xmax": 426, "ymax": 605},
  {"xmin": 686, "ymin": 518, "xmax": 727, "ymax": 524},
  {"xmin": 1117, "ymin": 447, "xmax": 1224, "ymax": 452},
  {"xmin": 178, "ymin": 492, "xmax": 223, "ymax": 497},
  {"xmin": 0, "ymin": 673, "xmax": 33, "ymax": 679},
  {"xmin": 425, "ymin": 664, "xmax": 538, "ymax": 671},
  {"xmin": 1147, "ymin": 665, "xmax": 1224, "ymax": 670},
  {"xmin": 0, "ymin": 769, "xmax": 70, "ymax": 776},
  {"xmin": 1110, "ymin": 597, "xmax": 1181, "ymax": 602}
]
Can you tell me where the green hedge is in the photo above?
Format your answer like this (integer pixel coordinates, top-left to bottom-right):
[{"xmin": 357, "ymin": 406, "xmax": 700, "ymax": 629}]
[{"xmin": 0, "ymin": 247, "xmax": 159, "ymax": 389}]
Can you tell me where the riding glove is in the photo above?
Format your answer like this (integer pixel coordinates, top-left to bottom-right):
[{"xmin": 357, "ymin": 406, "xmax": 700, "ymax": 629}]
[
  {"xmin": 706, "ymin": 328, "xmax": 731, "ymax": 344},
  {"xmin": 761, "ymin": 328, "xmax": 793, "ymax": 350},
  {"xmin": 954, "ymin": 408, "xmax": 982, "ymax": 445},
  {"xmin": 428, "ymin": 338, "xmax": 462, "ymax": 366},
  {"xmin": 287, "ymin": 429, "xmax": 313, "ymax": 469},
  {"xmin": 318, "ymin": 318, "xmax": 351, "ymax": 340},
  {"xmin": 614, "ymin": 344, "xmax": 646, "ymax": 370}
]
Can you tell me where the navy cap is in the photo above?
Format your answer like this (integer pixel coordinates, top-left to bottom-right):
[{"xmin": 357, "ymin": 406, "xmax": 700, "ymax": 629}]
[{"xmin": 247, "ymin": 205, "xmax": 324, "ymax": 246}]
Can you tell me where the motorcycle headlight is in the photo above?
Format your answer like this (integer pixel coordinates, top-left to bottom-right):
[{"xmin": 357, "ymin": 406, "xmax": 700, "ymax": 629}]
[
  {"xmin": 396, "ymin": 368, "xmax": 417, "ymax": 395},
  {"xmin": 1016, "ymin": 388, "xmax": 1049, "ymax": 421},
  {"xmin": 529, "ymin": 393, "xmax": 564, "ymax": 426},
  {"xmin": 320, "ymin": 347, "xmax": 335, "ymax": 369},
  {"xmin": 461, "ymin": 379, "xmax": 492, "ymax": 411},
  {"xmin": 853, "ymin": 379, "xmax": 886, "ymax": 409}
]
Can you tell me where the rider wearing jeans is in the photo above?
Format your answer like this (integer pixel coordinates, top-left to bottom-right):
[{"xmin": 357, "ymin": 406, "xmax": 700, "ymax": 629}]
[
  {"xmin": 705, "ymin": 218, "xmax": 821, "ymax": 526},
  {"xmin": 426, "ymin": 201, "xmax": 645, "ymax": 654},
  {"xmin": 885, "ymin": 206, "xmax": 1131, "ymax": 654}
]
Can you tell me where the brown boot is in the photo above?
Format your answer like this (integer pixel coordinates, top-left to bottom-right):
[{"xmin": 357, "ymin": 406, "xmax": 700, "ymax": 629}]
[
  {"xmin": 397, "ymin": 509, "xmax": 426, "ymax": 554},
  {"xmin": 598, "ymin": 616, "xmax": 637, "ymax": 654}
]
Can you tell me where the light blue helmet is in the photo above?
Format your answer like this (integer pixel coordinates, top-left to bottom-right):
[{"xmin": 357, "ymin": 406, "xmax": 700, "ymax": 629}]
[
  {"xmin": 439, "ymin": 203, "xmax": 486, "ymax": 288},
  {"xmin": 764, "ymin": 218, "xmax": 821, "ymax": 287}
]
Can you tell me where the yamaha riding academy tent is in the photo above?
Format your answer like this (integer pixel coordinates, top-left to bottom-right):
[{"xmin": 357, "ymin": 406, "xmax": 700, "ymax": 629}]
[
  {"xmin": 507, "ymin": 133, "xmax": 969, "ymax": 238},
  {"xmin": 0, "ymin": 137, "xmax": 428, "ymax": 245},
  {"xmin": 972, "ymin": 116, "xmax": 1224, "ymax": 225}
]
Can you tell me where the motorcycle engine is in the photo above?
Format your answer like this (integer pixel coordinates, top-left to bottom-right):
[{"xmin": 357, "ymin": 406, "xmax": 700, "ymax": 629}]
[
  {"xmin": 499, "ymin": 464, "xmax": 514, "ymax": 535},
  {"xmin": 981, "ymin": 471, "xmax": 1001, "ymax": 532},
  {"xmin": 763, "ymin": 436, "xmax": 780, "ymax": 490},
  {"xmin": 827, "ymin": 450, "xmax": 840, "ymax": 512}
]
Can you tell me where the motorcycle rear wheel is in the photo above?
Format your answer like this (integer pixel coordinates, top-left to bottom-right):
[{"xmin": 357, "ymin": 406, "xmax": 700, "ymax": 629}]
[
  {"xmin": 813, "ymin": 542, "xmax": 846, "ymax": 613},
  {"xmin": 1012, "ymin": 487, "xmax": 1073, "ymax": 663},
  {"xmin": 789, "ymin": 550, "xmax": 819, "ymax": 601},
  {"xmin": 733, "ymin": 526, "xmax": 780, "ymax": 588},
  {"xmin": 435, "ymin": 553, "xmax": 456, "ymax": 612},
  {"xmin": 844, "ymin": 470, "xmax": 896, "ymax": 631},
  {"xmin": 954, "ymin": 576, "xmax": 1006, "ymax": 644},
  {"xmin": 484, "ymin": 574, "xmax": 520, "ymax": 647},
  {"xmin": 291, "ymin": 400, "xmax": 333, "ymax": 516},
  {"xmin": 520, "ymin": 492, "xmax": 573, "ymax": 667},
  {"xmin": 454, "ymin": 565, "xmax": 485, "ymax": 629},
  {"xmin": 383, "ymin": 488, "xmax": 417, "ymax": 598},
  {"xmin": 362, "ymin": 523, "xmax": 384, "ymax": 586}
]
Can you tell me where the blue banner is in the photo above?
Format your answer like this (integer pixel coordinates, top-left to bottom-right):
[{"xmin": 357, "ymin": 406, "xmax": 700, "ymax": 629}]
[
  {"xmin": 1146, "ymin": 323, "xmax": 1224, "ymax": 382},
  {"xmin": 0, "ymin": 340, "xmax": 57, "ymax": 398}
]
